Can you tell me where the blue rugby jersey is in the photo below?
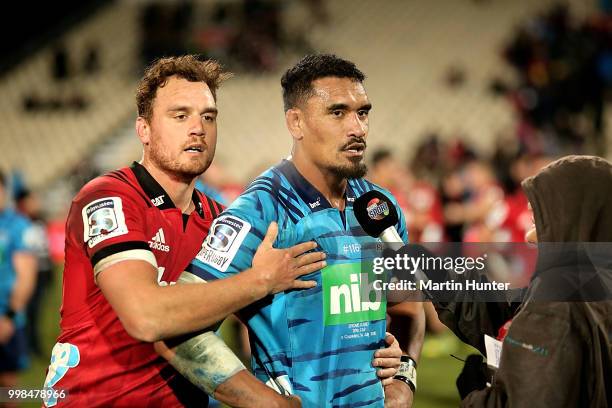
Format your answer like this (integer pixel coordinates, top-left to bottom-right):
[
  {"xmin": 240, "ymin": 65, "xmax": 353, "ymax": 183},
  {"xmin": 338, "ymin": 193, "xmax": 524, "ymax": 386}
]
[
  {"xmin": 0, "ymin": 208, "xmax": 35, "ymax": 327},
  {"xmin": 188, "ymin": 160, "xmax": 407, "ymax": 407}
]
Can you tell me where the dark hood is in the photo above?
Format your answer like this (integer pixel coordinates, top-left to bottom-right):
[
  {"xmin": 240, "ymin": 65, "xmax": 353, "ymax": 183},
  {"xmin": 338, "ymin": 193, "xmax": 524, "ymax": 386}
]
[
  {"xmin": 521, "ymin": 155, "xmax": 612, "ymax": 242},
  {"xmin": 521, "ymin": 156, "xmax": 612, "ymax": 301}
]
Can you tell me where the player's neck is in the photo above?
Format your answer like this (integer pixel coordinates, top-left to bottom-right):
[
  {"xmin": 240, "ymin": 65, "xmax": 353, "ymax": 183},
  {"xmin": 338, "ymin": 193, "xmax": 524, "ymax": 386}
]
[
  {"xmin": 141, "ymin": 161, "xmax": 197, "ymax": 214},
  {"xmin": 291, "ymin": 156, "xmax": 347, "ymax": 210}
]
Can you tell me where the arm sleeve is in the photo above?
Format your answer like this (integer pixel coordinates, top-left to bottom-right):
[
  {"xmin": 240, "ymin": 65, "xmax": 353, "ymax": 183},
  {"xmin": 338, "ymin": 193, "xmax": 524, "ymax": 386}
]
[
  {"xmin": 395, "ymin": 243, "xmax": 522, "ymax": 353},
  {"xmin": 436, "ymin": 300, "xmax": 520, "ymax": 354},
  {"xmin": 461, "ymin": 303, "xmax": 581, "ymax": 407},
  {"xmin": 12, "ymin": 217, "xmax": 36, "ymax": 253}
]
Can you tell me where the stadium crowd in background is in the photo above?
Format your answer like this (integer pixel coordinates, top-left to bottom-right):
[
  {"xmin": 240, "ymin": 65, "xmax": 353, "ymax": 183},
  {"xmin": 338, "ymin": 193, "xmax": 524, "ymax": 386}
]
[
  {"xmin": 140, "ymin": 0, "xmax": 326, "ymax": 73},
  {"xmin": 499, "ymin": 2, "xmax": 612, "ymax": 156}
]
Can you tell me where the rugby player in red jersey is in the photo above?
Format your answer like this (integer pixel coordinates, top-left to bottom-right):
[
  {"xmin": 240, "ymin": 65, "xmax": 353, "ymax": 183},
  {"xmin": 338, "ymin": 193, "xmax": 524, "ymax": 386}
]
[
  {"xmin": 42, "ymin": 56, "xmax": 330, "ymax": 407},
  {"xmin": 44, "ymin": 55, "xmax": 403, "ymax": 407}
]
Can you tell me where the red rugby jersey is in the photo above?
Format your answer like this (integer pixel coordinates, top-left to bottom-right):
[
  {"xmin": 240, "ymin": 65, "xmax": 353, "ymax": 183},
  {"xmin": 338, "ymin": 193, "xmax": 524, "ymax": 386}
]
[{"xmin": 43, "ymin": 162, "xmax": 223, "ymax": 407}]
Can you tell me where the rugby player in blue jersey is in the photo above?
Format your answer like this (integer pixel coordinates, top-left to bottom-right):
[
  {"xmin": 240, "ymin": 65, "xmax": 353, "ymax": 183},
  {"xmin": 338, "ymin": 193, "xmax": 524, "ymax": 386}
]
[
  {"xmin": 0, "ymin": 172, "xmax": 37, "ymax": 394},
  {"xmin": 163, "ymin": 55, "xmax": 424, "ymax": 407}
]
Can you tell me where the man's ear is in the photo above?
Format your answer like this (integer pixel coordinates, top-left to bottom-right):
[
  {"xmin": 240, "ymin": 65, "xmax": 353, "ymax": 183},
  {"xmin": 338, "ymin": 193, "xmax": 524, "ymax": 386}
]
[
  {"xmin": 136, "ymin": 117, "xmax": 151, "ymax": 145},
  {"xmin": 285, "ymin": 108, "xmax": 304, "ymax": 142}
]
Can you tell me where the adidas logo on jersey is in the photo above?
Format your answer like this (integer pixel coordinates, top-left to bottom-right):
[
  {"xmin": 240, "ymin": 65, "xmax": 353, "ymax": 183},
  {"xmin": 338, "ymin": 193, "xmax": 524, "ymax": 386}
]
[{"xmin": 149, "ymin": 228, "xmax": 170, "ymax": 252}]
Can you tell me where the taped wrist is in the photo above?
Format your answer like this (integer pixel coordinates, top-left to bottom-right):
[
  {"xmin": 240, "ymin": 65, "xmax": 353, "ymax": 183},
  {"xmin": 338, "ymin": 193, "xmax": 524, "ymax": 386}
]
[
  {"xmin": 171, "ymin": 331, "xmax": 246, "ymax": 395},
  {"xmin": 394, "ymin": 355, "xmax": 417, "ymax": 393}
]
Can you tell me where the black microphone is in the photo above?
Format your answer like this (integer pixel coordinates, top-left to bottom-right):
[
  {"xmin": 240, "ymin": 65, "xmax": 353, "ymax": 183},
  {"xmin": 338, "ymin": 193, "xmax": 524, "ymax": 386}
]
[
  {"xmin": 355, "ymin": 190, "xmax": 433, "ymax": 300},
  {"xmin": 354, "ymin": 190, "xmax": 404, "ymax": 244}
]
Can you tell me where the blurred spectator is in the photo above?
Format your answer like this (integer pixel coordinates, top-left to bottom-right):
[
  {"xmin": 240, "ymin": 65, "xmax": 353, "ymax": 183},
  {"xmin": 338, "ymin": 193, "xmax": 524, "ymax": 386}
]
[
  {"xmin": 503, "ymin": 3, "xmax": 612, "ymax": 156},
  {"xmin": 198, "ymin": 162, "xmax": 245, "ymax": 205},
  {"xmin": 409, "ymin": 134, "xmax": 443, "ymax": 184},
  {"xmin": 22, "ymin": 93, "xmax": 89, "ymax": 113},
  {"xmin": 140, "ymin": 0, "xmax": 328, "ymax": 73},
  {"xmin": 444, "ymin": 64, "xmax": 467, "ymax": 89},
  {"xmin": 502, "ymin": 154, "xmax": 553, "ymax": 241},
  {"xmin": 69, "ymin": 159, "xmax": 100, "ymax": 192},
  {"xmin": 303, "ymin": 0, "xmax": 329, "ymax": 25},
  {"xmin": 51, "ymin": 42, "xmax": 70, "ymax": 81},
  {"xmin": 406, "ymin": 133, "xmax": 558, "ymax": 247},
  {"xmin": 368, "ymin": 149, "xmax": 408, "ymax": 196},
  {"xmin": 0, "ymin": 172, "xmax": 37, "ymax": 396},
  {"xmin": 194, "ymin": 181, "xmax": 227, "ymax": 207},
  {"xmin": 15, "ymin": 190, "xmax": 52, "ymax": 357},
  {"xmin": 140, "ymin": 2, "xmax": 193, "ymax": 67},
  {"xmin": 460, "ymin": 160, "xmax": 506, "ymax": 242},
  {"xmin": 195, "ymin": 3, "xmax": 240, "ymax": 65},
  {"xmin": 440, "ymin": 168, "xmax": 467, "ymax": 243},
  {"xmin": 490, "ymin": 132, "xmax": 521, "ymax": 194},
  {"xmin": 439, "ymin": 160, "xmax": 503, "ymax": 242},
  {"xmin": 82, "ymin": 41, "xmax": 101, "ymax": 75},
  {"xmin": 47, "ymin": 218, "xmax": 67, "ymax": 266},
  {"xmin": 231, "ymin": 0, "xmax": 282, "ymax": 72},
  {"xmin": 369, "ymin": 148, "xmax": 445, "ymax": 243}
]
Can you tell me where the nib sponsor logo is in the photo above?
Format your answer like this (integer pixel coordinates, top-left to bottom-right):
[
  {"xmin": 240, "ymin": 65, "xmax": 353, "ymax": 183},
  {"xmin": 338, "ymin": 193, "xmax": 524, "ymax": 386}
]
[
  {"xmin": 149, "ymin": 228, "xmax": 170, "ymax": 252},
  {"xmin": 322, "ymin": 263, "xmax": 386, "ymax": 326}
]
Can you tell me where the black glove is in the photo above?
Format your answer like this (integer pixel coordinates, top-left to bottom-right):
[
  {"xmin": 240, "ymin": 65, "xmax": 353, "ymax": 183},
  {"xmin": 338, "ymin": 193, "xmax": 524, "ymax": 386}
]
[{"xmin": 456, "ymin": 354, "xmax": 489, "ymax": 400}]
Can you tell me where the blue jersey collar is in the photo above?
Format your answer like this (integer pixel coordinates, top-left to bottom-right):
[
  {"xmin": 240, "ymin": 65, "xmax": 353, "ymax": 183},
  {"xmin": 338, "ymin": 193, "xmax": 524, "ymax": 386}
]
[{"xmin": 275, "ymin": 159, "xmax": 357, "ymax": 211}]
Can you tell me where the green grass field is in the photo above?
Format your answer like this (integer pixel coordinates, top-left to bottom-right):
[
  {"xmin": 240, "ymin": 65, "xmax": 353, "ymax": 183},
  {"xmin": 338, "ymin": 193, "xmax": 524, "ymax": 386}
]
[{"xmin": 19, "ymin": 267, "xmax": 472, "ymax": 407}]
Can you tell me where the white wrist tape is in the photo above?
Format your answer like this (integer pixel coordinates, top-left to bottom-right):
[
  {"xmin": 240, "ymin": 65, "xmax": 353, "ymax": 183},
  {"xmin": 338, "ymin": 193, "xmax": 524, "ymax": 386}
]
[
  {"xmin": 172, "ymin": 331, "xmax": 246, "ymax": 395},
  {"xmin": 169, "ymin": 269, "xmax": 245, "ymax": 394}
]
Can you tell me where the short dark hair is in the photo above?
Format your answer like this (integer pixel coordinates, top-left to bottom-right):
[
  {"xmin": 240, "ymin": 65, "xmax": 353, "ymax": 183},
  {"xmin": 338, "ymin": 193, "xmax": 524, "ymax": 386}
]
[
  {"xmin": 281, "ymin": 54, "xmax": 366, "ymax": 111},
  {"xmin": 136, "ymin": 55, "xmax": 232, "ymax": 121},
  {"xmin": 371, "ymin": 149, "xmax": 393, "ymax": 167},
  {"xmin": 15, "ymin": 188, "xmax": 31, "ymax": 203}
]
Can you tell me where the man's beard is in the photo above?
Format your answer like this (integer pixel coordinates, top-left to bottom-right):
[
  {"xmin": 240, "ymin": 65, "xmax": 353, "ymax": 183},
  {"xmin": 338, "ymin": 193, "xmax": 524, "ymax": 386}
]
[
  {"xmin": 150, "ymin": 144, "xmax": 210, "ymax": 182},
  {"xmin": 331, "ymin": 137, "xmax": 368, "ymax": 179},
  {"xmin": 329, "ymin": 161, "xmax": 368, "ymax": 179}
]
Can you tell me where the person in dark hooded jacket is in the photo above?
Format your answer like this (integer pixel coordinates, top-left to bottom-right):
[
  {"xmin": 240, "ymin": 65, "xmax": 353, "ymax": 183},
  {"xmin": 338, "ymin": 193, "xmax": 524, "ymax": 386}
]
[{"xmin": 417, "ymin": 155, "xmax": 612, "ymax": 407}]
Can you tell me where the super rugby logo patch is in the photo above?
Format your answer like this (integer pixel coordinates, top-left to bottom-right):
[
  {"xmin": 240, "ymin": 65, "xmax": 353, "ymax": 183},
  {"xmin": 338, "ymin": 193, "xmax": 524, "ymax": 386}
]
[
  {"xmin": 197, "ymin": 215, "xmax": 251, "ymax": 272},
  {"xmin": 82, "ymin": 197, "xmax": 128, "ymax": 248}
]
